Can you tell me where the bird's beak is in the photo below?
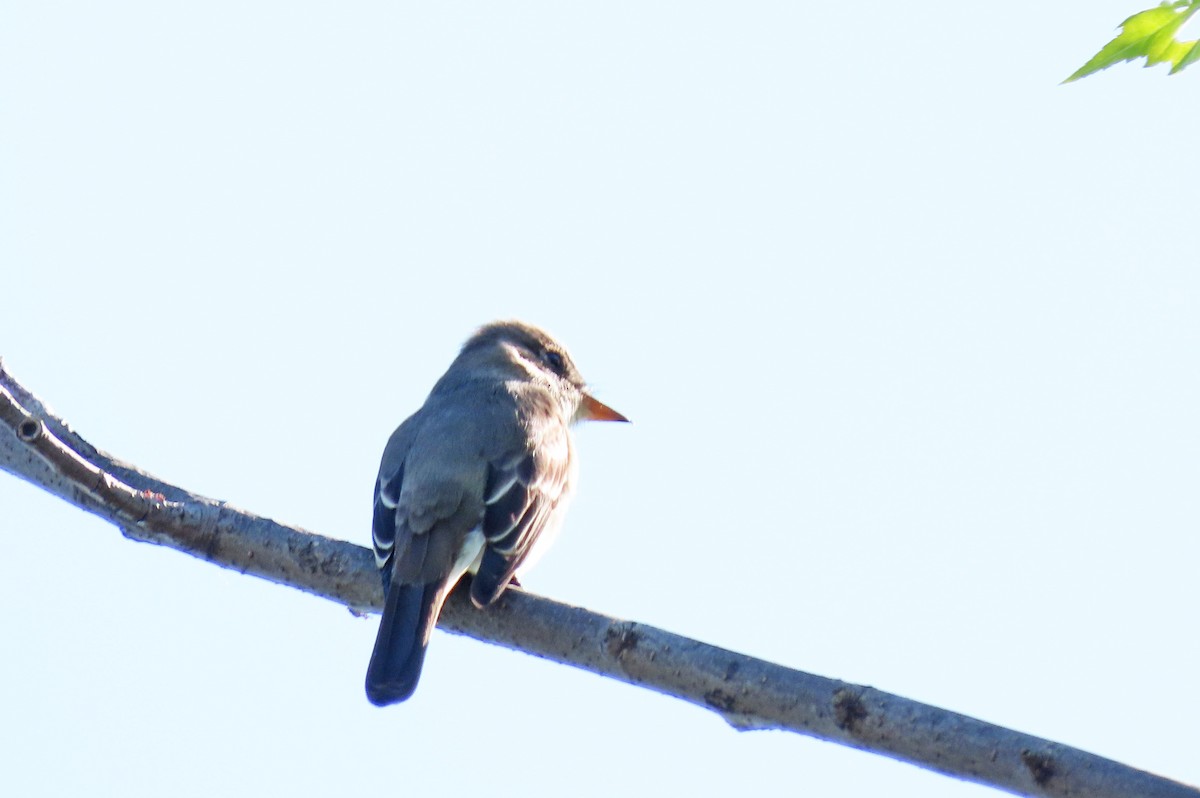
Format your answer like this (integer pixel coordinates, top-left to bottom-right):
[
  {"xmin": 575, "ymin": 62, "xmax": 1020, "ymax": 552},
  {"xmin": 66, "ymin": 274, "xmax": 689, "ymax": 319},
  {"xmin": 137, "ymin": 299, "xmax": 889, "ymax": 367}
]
[{"xmin": 579, "ymin": 393, "xmax": 629, "ymax": 423}]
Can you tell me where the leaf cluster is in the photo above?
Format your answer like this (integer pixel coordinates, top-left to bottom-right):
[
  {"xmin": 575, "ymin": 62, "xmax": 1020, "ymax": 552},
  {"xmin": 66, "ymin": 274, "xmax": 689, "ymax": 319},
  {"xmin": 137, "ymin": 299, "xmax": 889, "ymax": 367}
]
[{"xmin": 1067, "ymin": 0, "xmax": 1200, "ymax": 81}]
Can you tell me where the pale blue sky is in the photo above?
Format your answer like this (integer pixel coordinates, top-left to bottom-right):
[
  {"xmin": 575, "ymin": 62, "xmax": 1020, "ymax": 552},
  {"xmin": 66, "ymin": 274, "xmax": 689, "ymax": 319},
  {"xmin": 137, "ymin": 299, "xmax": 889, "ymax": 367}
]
[{"xmin": 3, "ymin": 2, "xmax": 1198, "ymax": 796}]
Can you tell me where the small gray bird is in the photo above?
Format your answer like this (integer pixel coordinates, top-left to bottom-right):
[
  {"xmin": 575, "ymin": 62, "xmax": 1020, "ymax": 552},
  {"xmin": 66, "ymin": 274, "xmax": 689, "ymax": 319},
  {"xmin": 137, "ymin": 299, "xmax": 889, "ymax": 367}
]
[{"xmin": 365, "ymin": 320, "xmax": 627, "ymax": 706}]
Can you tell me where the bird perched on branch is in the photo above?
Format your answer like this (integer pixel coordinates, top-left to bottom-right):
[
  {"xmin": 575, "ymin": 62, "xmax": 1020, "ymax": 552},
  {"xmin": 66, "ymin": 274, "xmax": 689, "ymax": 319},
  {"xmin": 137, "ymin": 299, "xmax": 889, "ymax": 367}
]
[{"xmin": 365, "ymin": 320, "xmax": 627, "ymax": 706}]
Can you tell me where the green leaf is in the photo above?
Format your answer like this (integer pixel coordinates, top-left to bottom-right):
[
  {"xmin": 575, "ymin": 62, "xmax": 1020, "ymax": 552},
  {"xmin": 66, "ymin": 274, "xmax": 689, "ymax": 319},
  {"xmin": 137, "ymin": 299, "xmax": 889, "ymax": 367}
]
[{"xmin": 1065, "ymin": 1, "xmax": 1200, "ymax": 82}]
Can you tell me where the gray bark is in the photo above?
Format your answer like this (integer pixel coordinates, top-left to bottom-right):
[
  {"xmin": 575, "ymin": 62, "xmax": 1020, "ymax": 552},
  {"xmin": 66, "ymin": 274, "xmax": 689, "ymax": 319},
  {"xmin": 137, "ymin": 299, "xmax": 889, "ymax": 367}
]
[{"xmin": 0, "ymin": 359, "xmax": 1194, "ymax": 798}]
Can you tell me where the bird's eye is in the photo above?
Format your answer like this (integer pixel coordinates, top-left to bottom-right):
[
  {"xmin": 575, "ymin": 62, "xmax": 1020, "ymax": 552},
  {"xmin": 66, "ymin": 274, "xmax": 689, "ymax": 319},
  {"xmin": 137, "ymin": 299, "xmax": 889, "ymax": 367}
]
[{"xmin": 542, "ymin": 349, "xmax": 567, "ymax": 376}]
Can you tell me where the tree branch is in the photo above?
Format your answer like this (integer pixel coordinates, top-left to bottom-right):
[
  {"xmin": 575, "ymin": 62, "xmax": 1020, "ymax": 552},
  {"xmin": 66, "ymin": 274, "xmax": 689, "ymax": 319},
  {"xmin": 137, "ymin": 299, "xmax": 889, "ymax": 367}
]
[{"xmin": 1, "ymin": 359, "xmax": 1194, "ymax": 798}]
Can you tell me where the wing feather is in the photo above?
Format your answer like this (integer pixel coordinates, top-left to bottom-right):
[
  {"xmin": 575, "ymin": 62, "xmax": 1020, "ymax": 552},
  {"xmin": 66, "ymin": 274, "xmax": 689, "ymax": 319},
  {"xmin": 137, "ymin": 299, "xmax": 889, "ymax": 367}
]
[{"xmin": 470, "ymin": 424, "xmax": 574, "ymax": 607}]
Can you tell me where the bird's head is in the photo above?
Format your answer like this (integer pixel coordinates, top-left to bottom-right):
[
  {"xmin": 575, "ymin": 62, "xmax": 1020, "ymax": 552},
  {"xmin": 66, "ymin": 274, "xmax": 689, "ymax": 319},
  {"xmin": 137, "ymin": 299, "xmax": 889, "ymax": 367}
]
[{"xmin": 456, "ymin": 320, "xmax": 628, "ymax": 424}]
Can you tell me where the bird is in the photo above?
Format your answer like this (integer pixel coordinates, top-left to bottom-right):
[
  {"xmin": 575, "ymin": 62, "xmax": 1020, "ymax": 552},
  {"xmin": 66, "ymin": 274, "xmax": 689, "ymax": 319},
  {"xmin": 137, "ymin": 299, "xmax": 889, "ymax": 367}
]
[{"xmin": 365, "ymin": 320, "xmax": 627, "ymax": 706}]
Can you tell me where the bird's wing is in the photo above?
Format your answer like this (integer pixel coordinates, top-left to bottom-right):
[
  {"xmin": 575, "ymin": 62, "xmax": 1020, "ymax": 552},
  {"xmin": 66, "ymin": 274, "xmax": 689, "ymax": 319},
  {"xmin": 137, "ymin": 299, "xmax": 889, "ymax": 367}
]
[
  {"xmin": 376, "ymin": 411, "xmax": 491, "ymax": 588},
  {"xmin": 470, "ymin": 412, "xmax": 573, "ymax": 607},
  {"xmin": 372, "ymin": 415, "xmax": 420, "ymax": 595},
  {"xmin": 367, "ymin": 404, "xmax": 490, "ymax": 705},
  {"xmin": 375, "ymin": 417, "xmax": 489, "ymax": 598}
]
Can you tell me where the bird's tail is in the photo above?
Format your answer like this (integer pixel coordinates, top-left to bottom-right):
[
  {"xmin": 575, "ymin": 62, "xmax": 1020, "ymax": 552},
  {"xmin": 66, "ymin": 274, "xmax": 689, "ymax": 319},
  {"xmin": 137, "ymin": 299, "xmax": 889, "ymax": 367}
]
[{"xmin": 365, "ymin": 581, "xmax": 448, "ymax": 706}]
